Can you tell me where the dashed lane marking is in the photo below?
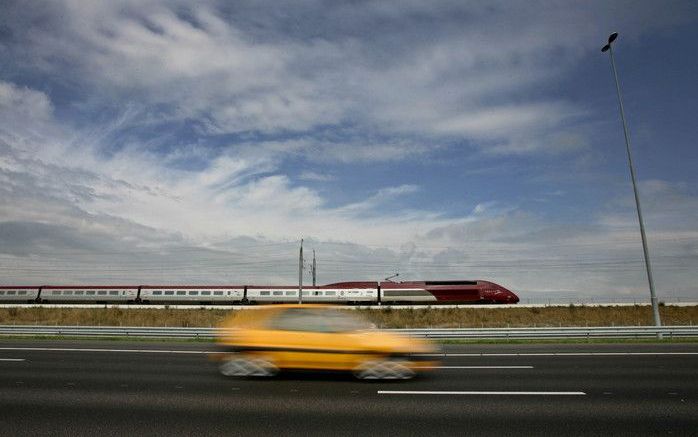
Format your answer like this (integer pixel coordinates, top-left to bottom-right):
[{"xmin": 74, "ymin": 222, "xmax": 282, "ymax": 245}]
[
  {"xmin": 417, "ymin": 366, "xmax": 533, "ymax": 369},
  {"xmin": 0, "ymin": 358, "xmax": 26, "ymax": 361},
  {"xmin": 0, "ymin": 347, "xmax": 212, "ymax": 354},
  {"xmin": 418, "ymin": 352, "xmax": 698, "ymax": 357},
  {"xmin": 378, "ymin": 390, "xmax": 586, "ymax": 396}
]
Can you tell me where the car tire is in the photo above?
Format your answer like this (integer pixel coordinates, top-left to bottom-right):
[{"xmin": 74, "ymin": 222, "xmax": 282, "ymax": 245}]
[
  {"xmin": 353, "ymin": 359, "xmax": 415, "ymax": 380},
  {"xmin": 219, "ymin": 356, "xmax": 279, "ymax": 377}
]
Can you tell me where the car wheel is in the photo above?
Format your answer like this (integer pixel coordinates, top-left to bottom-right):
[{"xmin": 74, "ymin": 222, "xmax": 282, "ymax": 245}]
[
  {"xmin": 353, "ymin": 360, "xmax": 415, "ymax": 380},
  {"xmin": 219, "ymin": 356, "xmax": 278, "ymax": 377}
]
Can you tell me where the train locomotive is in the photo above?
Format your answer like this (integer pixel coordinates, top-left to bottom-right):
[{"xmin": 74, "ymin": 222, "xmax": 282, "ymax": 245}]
[{"xmin": 0, "ymin": 280, "xmax": 518, "ymax": 305}]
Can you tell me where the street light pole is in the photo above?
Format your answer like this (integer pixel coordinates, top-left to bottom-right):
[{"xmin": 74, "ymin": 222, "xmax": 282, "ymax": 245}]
[{"xmin": 601, "ymin": 32, "xmax": 662, "ymax": 331}]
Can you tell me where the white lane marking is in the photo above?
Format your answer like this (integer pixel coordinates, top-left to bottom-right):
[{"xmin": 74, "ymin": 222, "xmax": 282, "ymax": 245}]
[
  {"xmin": 0, "ymin": 347, "xmax": 212, "ymax": 354},
  {"xmin": 378, "ymin": 390, "xmax": 586, "ymax": 396},
  {"xmin": 0, "ymin": 358, "xmax": 26, "ymax": 362},
  {"xmin": 416, "ymin": 366, "xmax": 533, "ymax": 369},
  {"xmin": 418, "ymin": 352, "xmax": 698, "ymax": 357},
  {"xmin": 1, "ymin": 347, "xmax": 696, "ymax": 357}
]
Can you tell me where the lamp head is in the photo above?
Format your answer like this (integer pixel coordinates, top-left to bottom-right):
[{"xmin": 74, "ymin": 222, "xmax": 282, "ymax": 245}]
[{"xmin": 601, "ymin": 32, "xmax": 618, "ymax": 52}]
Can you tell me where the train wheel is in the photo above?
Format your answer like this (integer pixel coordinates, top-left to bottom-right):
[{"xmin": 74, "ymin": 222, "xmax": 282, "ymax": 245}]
[
  {"xmin": 219, "ymin": 356, "xmax": 278, "ymax": 377},
  {"xmin": 353, "ymin": 359, "xmax": 415, "ymax": 380}
]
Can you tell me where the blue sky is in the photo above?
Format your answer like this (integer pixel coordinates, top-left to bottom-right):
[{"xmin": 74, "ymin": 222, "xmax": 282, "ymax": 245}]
[{"xmin": 1, "ymin": 0, "xmax": 697, "ymax": 302}]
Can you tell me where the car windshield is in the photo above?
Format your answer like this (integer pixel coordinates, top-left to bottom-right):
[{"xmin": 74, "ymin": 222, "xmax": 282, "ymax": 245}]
[{"xmin": 269, "ymin": 308, "xmax": 372, "ymax": 333}]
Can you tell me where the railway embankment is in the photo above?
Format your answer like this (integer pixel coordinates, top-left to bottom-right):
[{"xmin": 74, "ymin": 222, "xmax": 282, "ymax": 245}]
[{"xmin": 0, "ymin": 305, "xmax": 696, "ymax": 329}]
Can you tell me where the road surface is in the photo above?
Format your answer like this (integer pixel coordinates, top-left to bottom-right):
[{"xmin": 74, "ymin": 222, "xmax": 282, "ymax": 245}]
[{"xmin": 0, "ymin": 340, "xmax": 696, "ymax": 436}]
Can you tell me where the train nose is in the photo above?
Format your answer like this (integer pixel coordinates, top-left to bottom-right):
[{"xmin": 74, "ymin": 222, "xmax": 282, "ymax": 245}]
[{"xmin": 496, "ymin": 285, "xmax": 519, "ymax": 304}]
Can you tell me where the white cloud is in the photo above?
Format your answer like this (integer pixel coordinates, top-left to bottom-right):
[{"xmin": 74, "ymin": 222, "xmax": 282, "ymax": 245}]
[
  {"xmin": 0, "ymin": 81, "xmax": 53, "ymax": 120},
  {"xmin": 6, "ymin": 0, "xmax": 692, "ymax": 151},
  {"xmin": 298, "ymin": 171, "xmax": 335, "ymax": 182},
  {"xmin": 0, "ymin": 79, "xmax": 452, "ymax": 249}
]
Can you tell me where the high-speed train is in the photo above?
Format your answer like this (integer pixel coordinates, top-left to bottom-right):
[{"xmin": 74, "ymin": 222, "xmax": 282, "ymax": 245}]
[{"xmin": 0, "ymin": 280, "xmax": 519, "ymax": 305}]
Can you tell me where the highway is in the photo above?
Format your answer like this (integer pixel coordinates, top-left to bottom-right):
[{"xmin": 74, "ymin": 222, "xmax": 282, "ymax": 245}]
[{"xmin": 0, "ymin": 340, "xmax": 696, "ymax": 436}]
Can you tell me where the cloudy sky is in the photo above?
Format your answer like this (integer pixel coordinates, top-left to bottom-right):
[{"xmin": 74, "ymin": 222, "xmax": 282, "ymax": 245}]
[{"xmin": 1, "ymin": 0, "xmax": 697, "ymax": 302}]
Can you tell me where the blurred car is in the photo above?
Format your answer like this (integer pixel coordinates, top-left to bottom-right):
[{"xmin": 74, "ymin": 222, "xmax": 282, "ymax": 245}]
[{"xmin": 213, "ymin": 304, "xmax": 439, "ymax": 379}]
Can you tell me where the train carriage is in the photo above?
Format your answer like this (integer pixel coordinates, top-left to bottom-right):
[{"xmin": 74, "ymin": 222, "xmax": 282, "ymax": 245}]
[
  {"xmin": 0, "ymin": 286, "xmax": 41, "ymax": 303},
  {"xmin": 139, "ymin": 286, "xmax": 244, "ymax": 304},
  {"xmin": 246, "ymin": 285, "xmax": 377, "ymax": 303},
  {"xmin": 39, "ymin": 286, "xmax": 139, "ymax": 303}
]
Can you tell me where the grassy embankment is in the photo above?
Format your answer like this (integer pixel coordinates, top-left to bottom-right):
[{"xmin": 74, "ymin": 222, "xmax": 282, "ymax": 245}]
[{"xmin": 0, "ymin": 305, "xmax": 696, "ymax": 328}]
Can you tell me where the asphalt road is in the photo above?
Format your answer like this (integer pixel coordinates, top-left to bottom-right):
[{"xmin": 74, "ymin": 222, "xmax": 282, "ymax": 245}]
[{"xmin": 0, "ymin": 340, "xmax": 696, "ymax": 436}]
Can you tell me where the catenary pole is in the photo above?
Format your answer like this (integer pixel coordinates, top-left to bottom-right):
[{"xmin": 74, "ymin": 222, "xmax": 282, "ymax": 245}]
[{"xmin": 298, "ymin": 239, "xmax": 304, "ymax": 304}]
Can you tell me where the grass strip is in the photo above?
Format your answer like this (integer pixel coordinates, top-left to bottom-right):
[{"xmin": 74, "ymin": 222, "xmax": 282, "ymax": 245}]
[{"xmin": 1, "ymin": 305, "xmax": 696, "ymax": 328}]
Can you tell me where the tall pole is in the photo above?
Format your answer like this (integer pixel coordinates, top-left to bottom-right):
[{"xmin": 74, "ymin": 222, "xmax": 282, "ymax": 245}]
[
  {"xmin": 298, "ymin": 239, "xmax": 304, "ymax": 304},
  {"xmin": 602, "ymin": 32, "xmax": 662, "ymax": 331},
  {"xmin": 312, "ymin": 250, "xmax": 316, "ymax": 287}
]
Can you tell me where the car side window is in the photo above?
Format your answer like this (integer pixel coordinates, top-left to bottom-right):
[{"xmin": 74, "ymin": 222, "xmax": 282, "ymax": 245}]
[
  {"xmin": 268, "ymin": 309, "xmax": 368, "ymax": 333},
  {"xmin": 269, "ymin": 309, "xmax": 332, "ymax": 333}
]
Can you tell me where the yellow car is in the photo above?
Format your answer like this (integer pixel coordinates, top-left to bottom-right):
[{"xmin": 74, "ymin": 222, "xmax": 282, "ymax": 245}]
[{"xmin": 213, "ymin": 305, "xmax": 439, "ymax": 379}]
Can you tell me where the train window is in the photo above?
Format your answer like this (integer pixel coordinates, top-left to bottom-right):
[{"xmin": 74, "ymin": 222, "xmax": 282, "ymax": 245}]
[
  {"xmin": 176, "ymin": 290, "xmax": 186, "ymax": 295},
  {"xmin": 19, "ymin": 290, "xmax": 27, "ymax": 295},
  {"xmin": 201, "ymin": 290, "xmax": 211, "ymax": 296},
  {"xmin": 0, "ymin": 291, "xmax": 4, "ymax": 295},
  {"xmin": 273, "ymin": 291, "xmax": 283, "ymax": 296},
  {"xmin": 51, "ymin": 290, "xmax": 60, "ymax": 295},
  {"xmin": 285, "ymin": 291, "xmax": 295, "ymax": 296},
  {"xmin": 302, "ymin": 290, "xmax": 309, "ymax": 296},
  {"xmin": 164, "ymin": 290, "xmax": 174, "ymax": 295},
  {"xmin": 313, "ymin": 291, "xmax": 322, "ymax": 296},
  {"xmin": 74, "ymin": 290, "xmax": 84, "ymax": 295},
  {"xmin": 63, "ymin": 290, "xmax": 73, "ymax": 295},
  {"xmin": 188, "ymin": 291, "xmax": 198, "ymax": 295},
  {"xmin": 325, "ymin": 291, "xmax": 336, "ymax": 296},
  {"xmin": 109, "ymin": 290, "xmax": 118, "ymax": 295},
  {"xmin": 260, "ymin": 291, "xmax": 270, "ymax": 296},
  {"xmin": 86, "ymin": 290, "xmax": 95, "ymax": 295},
  {"xmin": 98, "ymin": 290, "xmax": 107, "ymax": 295},
  {"xmin": 7, "ymin": 290, "xmax": 16, "ymax": 295},
  {"xmin": 213, "ymin": 291, "xmax": 223, "ymax": 296},
  {"xmin": 153, "ymin": 290, "xmax": 162, "ymax": 295}
]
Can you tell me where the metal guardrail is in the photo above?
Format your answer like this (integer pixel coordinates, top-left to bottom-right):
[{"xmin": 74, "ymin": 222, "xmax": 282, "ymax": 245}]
[
  {"xmin": 0, "ymin": 325, "xmax": 696, "ymax": 339},
  {"xmin": 386, "ymin": 326, "xmax": 698, "ymax": 339}
]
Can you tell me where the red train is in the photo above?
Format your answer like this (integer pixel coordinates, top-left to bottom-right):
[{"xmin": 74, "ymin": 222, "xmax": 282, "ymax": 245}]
[{"xmin": 0, "ymin": 280, "xmax": 518, "ymax": 304}]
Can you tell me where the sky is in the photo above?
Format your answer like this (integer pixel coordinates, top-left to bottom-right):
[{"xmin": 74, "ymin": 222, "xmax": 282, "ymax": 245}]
[{"xmin": 1, "ymin": 0, "xmax": 697, "ymax": 303}]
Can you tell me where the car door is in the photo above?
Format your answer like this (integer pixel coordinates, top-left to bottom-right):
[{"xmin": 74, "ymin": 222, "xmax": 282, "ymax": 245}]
[{"xmin": 261, "ymin": 308, "xmax": 362, "ymax": 370}]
